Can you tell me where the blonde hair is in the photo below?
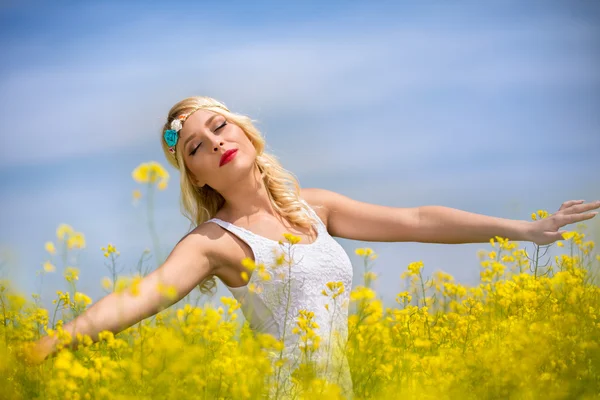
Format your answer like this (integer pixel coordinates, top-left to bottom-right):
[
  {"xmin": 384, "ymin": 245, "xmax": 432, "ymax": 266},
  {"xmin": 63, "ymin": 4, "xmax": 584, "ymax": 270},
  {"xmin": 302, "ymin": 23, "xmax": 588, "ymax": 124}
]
[{"xmin": 161, "ymin": 96, "xmax": 319, "ymax": 296}]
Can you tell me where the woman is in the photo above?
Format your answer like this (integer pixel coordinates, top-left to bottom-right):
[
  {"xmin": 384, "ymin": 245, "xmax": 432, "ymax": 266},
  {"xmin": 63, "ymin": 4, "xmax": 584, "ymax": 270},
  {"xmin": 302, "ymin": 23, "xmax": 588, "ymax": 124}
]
[{"xmin": 26, "ymin": 96, "xmax": 600, "ymax": 398}]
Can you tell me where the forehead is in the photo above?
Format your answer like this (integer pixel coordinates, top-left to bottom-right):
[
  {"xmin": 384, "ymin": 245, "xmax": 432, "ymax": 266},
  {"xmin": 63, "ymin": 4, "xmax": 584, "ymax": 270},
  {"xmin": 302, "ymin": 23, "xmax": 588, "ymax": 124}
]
[
  {"xmin": 186, "ymin": 109, "xmax": 217, "ymax": 125},
  {"xmin": 179, "ymin": 109, "xmax": 220, "ymax": 137}
]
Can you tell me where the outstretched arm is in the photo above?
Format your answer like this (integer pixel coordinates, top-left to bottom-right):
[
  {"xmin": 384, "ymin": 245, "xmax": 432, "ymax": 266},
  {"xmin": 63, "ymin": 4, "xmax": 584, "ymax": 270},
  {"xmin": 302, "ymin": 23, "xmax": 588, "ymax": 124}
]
[
  {"xmin": 414, "ymin": 200, "xmax": 598, "ymax": 245},
  {"xmin": 301, "ymin": 188, "xmax": 600, "ymax": 245},
  {"xmin": 26, "ymin": 229, "xmax": 215, "ymax": 363}
]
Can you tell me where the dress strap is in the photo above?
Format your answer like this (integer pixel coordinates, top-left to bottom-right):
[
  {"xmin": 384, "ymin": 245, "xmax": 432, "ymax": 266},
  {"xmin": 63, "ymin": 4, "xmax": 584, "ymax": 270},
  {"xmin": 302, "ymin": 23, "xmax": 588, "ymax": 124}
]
[
  {"xmin": 206, "ymin": 218, "xmax": 268, "ymax": 262},
  {"xmin": 299, "ymin": 198, "xmax": 327, "ymax": 231},
  {"xmin": 208, "ymin": 218, "xmax": 255, "ymax": 241}
]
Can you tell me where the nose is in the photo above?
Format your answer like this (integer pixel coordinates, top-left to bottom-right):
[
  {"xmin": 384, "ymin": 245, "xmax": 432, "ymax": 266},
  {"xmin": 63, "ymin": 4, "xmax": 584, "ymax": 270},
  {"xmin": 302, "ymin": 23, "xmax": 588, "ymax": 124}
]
[
  {"xmin": 213, "ymin": 141, "xmax": 224, "ymax": 151},
  {"xmin": 205, "ymin": 129, "xmax": 224, "ymax": 151}
]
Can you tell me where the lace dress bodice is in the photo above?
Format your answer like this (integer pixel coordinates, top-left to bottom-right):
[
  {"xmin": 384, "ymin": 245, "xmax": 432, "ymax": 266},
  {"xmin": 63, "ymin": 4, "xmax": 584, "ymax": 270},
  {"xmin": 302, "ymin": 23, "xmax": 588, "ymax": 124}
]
[{"xmin": 207, "ymin": 199, "xmax": 354, "ymax": 398}]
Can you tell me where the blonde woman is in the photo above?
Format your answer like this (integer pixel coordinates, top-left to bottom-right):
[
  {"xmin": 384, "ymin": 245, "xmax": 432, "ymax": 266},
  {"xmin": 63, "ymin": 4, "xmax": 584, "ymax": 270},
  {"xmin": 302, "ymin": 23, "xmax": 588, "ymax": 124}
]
[{"xmin": 27, "ymin": 96, "xmax": 600, "ymax": 397}]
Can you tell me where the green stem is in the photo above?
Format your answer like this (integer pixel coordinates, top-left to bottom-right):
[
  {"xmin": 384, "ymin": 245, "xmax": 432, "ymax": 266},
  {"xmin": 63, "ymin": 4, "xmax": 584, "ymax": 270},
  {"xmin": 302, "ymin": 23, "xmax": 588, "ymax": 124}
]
[
  {"xmin": 324, "ymin": 297, "xmax": 337, "ymax": 376},
  {"xmin": 0, "ymin": 294, "xmax": 8, "ymax": 347},
  {"xmin": 274, "ymin": 245, "xmax": 294, "ymax": 400},
  {"xmin": 419, "ymin": 272, "xmax": 432, "ymax": 340},
  {"xmin": 138, "ymin": 321, "xmax": 145, "ymax": 381},
  {"xmin": 146, "ymin": 182, "xmax": 162, "ymax": 267},
  {"xmin": 462, "ymin": 305, "xmax": 473, "ymax": 355},
  {"xmin": 534, "ymin": 244, "xmax": 540, "ymax": 278},
  {"xmin": 51, "ymin": 299, "xmax": 62, "ymax": 329}
]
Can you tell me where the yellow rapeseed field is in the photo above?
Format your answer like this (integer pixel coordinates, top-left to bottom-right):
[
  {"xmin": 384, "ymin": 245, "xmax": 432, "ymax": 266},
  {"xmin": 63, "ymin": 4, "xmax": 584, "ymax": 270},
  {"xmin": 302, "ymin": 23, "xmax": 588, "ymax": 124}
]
[{"xmin": 1, "ymin": 162, "xmax": 599, "ymax": 399}]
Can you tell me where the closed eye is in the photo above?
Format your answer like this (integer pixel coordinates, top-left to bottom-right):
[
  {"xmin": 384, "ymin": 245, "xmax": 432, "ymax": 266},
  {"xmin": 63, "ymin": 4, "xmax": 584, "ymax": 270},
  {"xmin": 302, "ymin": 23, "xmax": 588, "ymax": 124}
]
[
  {"xmin": 190, "ymin": 142, "xmax": 201, "ymax": 156},
  {"xmin": 190, "ymin": 120, "xmax": 228, "ymax": 156}
]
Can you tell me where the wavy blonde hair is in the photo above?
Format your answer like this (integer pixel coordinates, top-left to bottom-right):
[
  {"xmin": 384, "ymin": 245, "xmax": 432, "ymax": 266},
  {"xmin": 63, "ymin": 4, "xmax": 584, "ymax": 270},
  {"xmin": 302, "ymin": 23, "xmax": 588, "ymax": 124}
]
[{"xmin": 161, "ymin": 96, "xmax": 320, "ymax": 296}]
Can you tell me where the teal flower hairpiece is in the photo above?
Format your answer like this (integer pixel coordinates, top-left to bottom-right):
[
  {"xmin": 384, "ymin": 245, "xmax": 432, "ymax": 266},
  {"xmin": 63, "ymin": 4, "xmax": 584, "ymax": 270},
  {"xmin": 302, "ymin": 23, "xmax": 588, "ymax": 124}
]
[{"xmin": 164, "ymin": 113, "xmax": 189, "ymax": 155}]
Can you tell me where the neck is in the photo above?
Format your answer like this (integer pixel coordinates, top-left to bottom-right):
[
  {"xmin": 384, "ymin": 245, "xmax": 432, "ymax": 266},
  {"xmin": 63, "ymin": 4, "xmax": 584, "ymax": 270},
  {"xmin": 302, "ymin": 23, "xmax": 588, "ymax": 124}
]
[{"xmin": 217, "ymin": 165, "xmax": 277, "ymax": 222}]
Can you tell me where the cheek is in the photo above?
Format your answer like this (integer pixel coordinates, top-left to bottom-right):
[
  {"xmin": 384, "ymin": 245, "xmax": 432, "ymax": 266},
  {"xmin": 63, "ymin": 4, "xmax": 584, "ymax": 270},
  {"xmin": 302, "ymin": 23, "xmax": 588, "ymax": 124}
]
[
  {"xmin": 196, "ymin": 158, "xmax": 214, "ymax": 172},
  {"xmin": 239, "ymin": 134, "xmax": 255, "ymax": 152},
  {"xmin": 185, "ymin": 156, "xmax": 208, "ymax": 174}
]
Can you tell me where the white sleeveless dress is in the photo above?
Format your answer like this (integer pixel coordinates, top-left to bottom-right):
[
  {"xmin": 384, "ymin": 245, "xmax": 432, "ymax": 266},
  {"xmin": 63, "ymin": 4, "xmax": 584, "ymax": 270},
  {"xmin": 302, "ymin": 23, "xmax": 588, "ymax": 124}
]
[{"xmin": 207, "ymin": 199, "xmax": 355, "ymax": 398}]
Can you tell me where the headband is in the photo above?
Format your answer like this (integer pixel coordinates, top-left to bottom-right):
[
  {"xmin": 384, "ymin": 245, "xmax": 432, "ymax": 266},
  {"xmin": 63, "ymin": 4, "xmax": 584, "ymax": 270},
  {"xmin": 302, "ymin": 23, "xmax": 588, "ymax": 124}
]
[
  {"xmin": 164, "ymin": 112, "xmax": 192, "ymax": 155},
  {"xmin": 163, "ymin": 104, "xmax": 230, "ymax": 160}
]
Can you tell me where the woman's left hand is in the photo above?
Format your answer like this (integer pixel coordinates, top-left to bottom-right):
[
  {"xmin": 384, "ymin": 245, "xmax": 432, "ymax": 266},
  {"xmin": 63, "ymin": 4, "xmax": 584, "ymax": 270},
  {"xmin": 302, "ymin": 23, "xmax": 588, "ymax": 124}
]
[{"xmin": 527, "ymin": 200, "xmax": 600, "ymax": 246}]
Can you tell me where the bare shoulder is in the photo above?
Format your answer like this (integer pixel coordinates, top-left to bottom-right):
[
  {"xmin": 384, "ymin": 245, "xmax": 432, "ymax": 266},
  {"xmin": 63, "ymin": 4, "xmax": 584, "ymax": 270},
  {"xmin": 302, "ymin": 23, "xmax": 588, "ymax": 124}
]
[
  {"xmin": 175, "ymin": 222, "xmax": 232, "ymax": 275},
  {"xmin": 299, "ymin": 187, "xmax": 331, "ymax": 230}
]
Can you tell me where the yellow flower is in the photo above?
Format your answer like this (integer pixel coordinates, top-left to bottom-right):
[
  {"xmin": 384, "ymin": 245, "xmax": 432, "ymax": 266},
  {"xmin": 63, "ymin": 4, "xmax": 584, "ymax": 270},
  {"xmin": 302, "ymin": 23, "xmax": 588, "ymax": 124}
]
[
  {"xmin": 274, "ymin": 253, "xmax": 285, "ymax": 266},
  {"xmin": 561, "ymin": 231, "xmax": 576, "ymax": 240},
  {"xmin": 356, "ymin": 247, "xmax": 378, "ymax": 262},
  {"xmin": 132, "ymin": 161, "xmax": 169, "ymax": 184},
  {"xmin": 101, "ymin": 243, "xmax": 119, "ymax": 258},
  {"xmin": 156, "ymin": 282, "xmax": 178, "ymax": 300},
  {"xmin": 66, "ymin": 232, "xmax": 86, "ymax": 250},
  {"xmin": 255, "ymin": 264, "xmax": 270, "ymax": 281},
  {"xmin": 56, "ymin": 224, "xmax": 75, "ymax": 240},
  {"xmin": 157, "ymin": 180, "xmax": 168, "ymax": 190},
  {"xmin": 364, "ymin": 271, "xmax": 378, "ymax": 281},
  {"xmin": 350, "ymin": 286, "xmax": 376, "ymax": 301},
  {"xmin": 323, "ymin": 281, "xmax": 345, "ymax": 299},
  {"xmin": 414, "ymin": 338, "xmax": 432, "ymax": 349},
  {"xmin": 248, "ymin": 283, "xmax": 263, "ymax": 294},
  {"xmin": 355, "ymin": 247, "xmax": 374, "ymax": 257},
  {"xmin": 74, "ymin": 292, "xmax": 92, "ymax": 307},
  {"xmin": 282, "ymin": 233, "xmax": 301, "ymax": 245},
  {"xmin": 395, "ymin": 291, "xmax": 412, "ymax": 304},
  {"xmin": 130, "ymin": 275, "xmax": 142, "ymax": 297},
  {"xmin": 132, "ymin": 189, "xmax": 142, "ymax": 205},
  {"xmin": 54, "ymin": 291, "xmax": 72, "ymax": 307},
  {"xmin": 64, "ymin": 267, "xmax": 80, "ymax": 282},
  {"xmin": 115, "ymin": 276, "xmax": 132, "ymax": 293},
  {"xmin": 101, "ymin": 277, "xmax": 112, "ymax": 291},
  {"xmin": 44, "ymin": 241, "xmax": 56, "ymax": 255},
  {"xmin": 43, "ymin": 261, "xmax": 56, "ymax": 273},
  {"xmin": 408, "ymin": 261, "xmax": 424, "ymax": 275},
  {"xmin": 241, "ymin": 257, "xmax": 257, "ymax": 271},
  {"xmin": 531, "ymin": 209, "xmax": 549, "ymax": 221}
]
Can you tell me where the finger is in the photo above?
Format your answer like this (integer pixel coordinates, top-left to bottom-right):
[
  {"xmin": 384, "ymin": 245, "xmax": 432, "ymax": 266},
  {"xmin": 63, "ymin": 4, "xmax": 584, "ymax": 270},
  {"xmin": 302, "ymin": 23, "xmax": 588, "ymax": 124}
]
[
  {"xmin": 558, "ymin": 200, "xmax": 585, "ymax": 212},
  {"xmin": 536, "ymin": 230, "xmax": 567, "ymax": 245},
  {"xmin": 558, "ymin": 211, "xmax": 599, "ymax": 225},
  {"xmin": 557, "ymin": 231, "xmax": 569, "ymax": 240},
  {"xmin": 546, "ymin": 231, "xmax": 568, "ymax": 243},
  {"xmin": 561, "ymin": 200, "xmax": 600, "ymax": 215}
]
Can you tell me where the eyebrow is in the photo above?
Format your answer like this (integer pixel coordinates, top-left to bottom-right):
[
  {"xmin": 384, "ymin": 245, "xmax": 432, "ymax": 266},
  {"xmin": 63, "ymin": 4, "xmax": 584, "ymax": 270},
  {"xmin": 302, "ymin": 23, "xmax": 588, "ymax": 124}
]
[{"xmin": 182, "ymin": 114, "xmax": 221, "ymax": 151}]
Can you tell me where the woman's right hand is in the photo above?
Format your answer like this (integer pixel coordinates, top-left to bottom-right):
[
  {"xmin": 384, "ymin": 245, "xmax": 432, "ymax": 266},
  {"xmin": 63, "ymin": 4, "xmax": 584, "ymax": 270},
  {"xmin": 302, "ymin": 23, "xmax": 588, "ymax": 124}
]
[{"xmin": 15, "ymin": 336, "xmax": 55, "ymax": 366}]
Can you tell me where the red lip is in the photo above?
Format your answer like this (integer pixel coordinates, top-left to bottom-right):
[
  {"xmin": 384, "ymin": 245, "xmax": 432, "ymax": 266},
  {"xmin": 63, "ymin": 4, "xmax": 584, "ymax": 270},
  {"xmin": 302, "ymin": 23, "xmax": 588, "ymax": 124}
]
[{"xmin": 220, "ymin": 149, "xmax": 238, "ymax": 167}]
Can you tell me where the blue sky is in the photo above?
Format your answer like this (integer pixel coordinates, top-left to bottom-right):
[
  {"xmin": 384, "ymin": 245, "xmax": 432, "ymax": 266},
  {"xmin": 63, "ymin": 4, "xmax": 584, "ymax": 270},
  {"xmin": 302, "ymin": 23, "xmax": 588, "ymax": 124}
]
[{"xmin": 1, "ymin": 0, "xmax": 599, "ymax": 310}]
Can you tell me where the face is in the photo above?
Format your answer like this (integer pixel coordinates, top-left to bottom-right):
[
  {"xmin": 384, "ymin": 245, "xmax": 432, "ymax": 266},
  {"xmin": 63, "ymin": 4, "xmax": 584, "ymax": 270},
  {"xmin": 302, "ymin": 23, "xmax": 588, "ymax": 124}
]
[{"xmin": 177, "ymin": 109, "xmax": 256, "ymax": 191}]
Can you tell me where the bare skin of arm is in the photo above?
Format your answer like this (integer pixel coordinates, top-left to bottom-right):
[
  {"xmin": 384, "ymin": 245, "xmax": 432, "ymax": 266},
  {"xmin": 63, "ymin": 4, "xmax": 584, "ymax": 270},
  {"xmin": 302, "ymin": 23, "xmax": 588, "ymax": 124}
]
[{"xmin": 25, "ymin": 229, "xmax": 215, "ymax": 364}]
